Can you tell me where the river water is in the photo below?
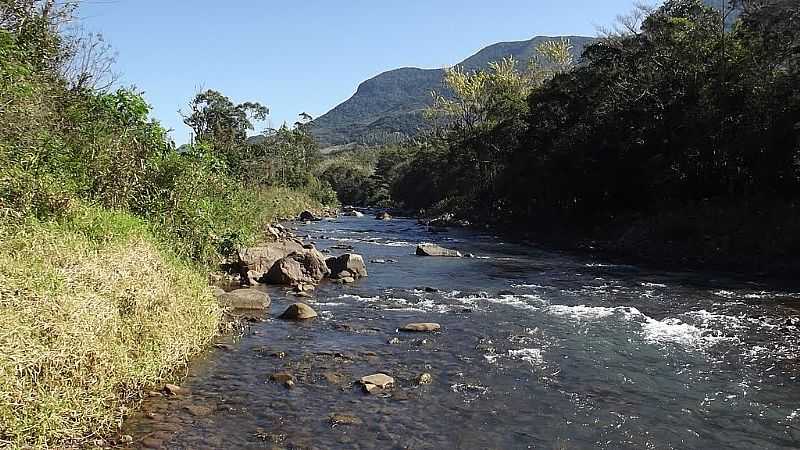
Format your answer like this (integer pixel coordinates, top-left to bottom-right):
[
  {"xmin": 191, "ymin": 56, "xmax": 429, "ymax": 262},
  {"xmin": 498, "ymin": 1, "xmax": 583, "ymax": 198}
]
[{"xmin": 123, "ymin": 215, "xmax": 800, "ymax": 449}]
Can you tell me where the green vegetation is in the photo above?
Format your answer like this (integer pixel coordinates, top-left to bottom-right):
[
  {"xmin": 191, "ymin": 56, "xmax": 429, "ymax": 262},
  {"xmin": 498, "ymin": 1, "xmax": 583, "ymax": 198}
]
[
  {"xmin": 0, "ymin": 1, "xmax": 334, "ymax": 446},
  {"xmin": 308, "ymin": 36, "xmax": 594, "ymax": 147},
  {"xmin": 337, "ymin": 0, "xmax": 800, "ymax": 272}
]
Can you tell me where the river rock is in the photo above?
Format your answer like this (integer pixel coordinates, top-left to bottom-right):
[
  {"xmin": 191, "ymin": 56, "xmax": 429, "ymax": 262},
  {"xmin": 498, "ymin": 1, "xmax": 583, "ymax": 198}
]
[
  {"xmin": 326, "ymin": 253, "xmax": 368, "ymax": 279},
  {"xmin": 342, "ymin": 210, "xmax": 365, "ymax": 217},
  {"xmin": 270, "ymin": 372, "xmax": 295, "ymax": 387},
  {"xmin": 400, "ymin": 322, "xmax": 441, "ymax": 332},
  {"xmin": 330, "ymin": 413, "xmax": 363, "ymax": 426},
  {"xmin": 217, "ymin": 288, "xmax": 271, "ymax": 311},
  {"xmin": 263, "ymin": 256, "xmax": 305, "ymax": 285},
  {"xmin": 164, "ymin": 384, "xmax": 183, "ymax": 396},
  {"xmin": 238, "ymin": 240, "xmax": 306, "ymax": 273},
  {"xmin": 417, "ymin": 373, "xmax": 433, "ymax": 384},
  {"xmin": 416, "ymin": 243, "xmax": 462, "ymax": 257},
  {"xmin": 375, "ymin": 211, "xmax": 392, "ymax": 221},
  {"xmin": 359, "ymin": 373, "xmax": 394, "ymax": 394},
  {"xmin": 217, "ymin": 289, "xmax": 272, "ymax": 310},
  {"xmin": 263, "ymin": 248, "xmax": 330, "ymax": 286},
  {"xmin": 298, "ymin": 210, "xmax": 319, "ymax": 221},
  {"xmin": 279, "ymin": 303, "xmax": 318, "ymax": 320}
]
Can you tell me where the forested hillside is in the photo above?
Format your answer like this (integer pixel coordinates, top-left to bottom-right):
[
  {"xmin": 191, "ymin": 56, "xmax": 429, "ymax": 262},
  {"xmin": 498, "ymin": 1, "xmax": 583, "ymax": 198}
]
[
  {"xmin": 325, "ymin": 0, "xmax": 800, "ymax": 273},
  {"xmin": 310, "ymin": 36, "xmax": 593, "ymax": 146}
]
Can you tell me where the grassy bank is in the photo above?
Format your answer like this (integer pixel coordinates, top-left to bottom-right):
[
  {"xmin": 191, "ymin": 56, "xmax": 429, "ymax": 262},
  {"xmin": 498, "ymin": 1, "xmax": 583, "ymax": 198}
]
[
  {"xmin": 0, "ymin": 5, "xmax": 337, "ymax": 445},
  {"xmin": 0, "ymin": 205, "xmax": 218, "ymax": 447},
  {"xmin": 0, "ymin": 187, "xmax": 322, "ymax": 448}
]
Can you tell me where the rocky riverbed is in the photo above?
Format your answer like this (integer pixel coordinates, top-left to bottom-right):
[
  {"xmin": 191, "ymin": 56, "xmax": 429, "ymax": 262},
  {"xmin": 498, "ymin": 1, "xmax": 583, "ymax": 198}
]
[{"xmin": 119, "ymin": 213, "xmax": 800, "ymax": 449}]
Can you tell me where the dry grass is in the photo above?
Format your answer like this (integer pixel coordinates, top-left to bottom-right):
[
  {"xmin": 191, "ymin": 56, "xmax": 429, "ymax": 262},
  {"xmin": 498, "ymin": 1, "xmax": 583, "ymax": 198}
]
[{"xmin": 0, "ymin": 206, "xmax": 221, "ymax": 448}]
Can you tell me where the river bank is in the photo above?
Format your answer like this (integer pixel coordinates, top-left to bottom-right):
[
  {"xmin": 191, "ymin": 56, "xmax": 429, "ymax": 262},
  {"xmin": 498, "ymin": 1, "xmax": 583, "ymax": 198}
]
[
  {"xmin": 0, "ymin": 192, "xmax": 328, "ymax": 448},
  {"xmin": 412, "ymin": 200, "xmax": 800, "ymax": 281},
  {"xmin": 119, "ymin": 213, "xmax": 800, "ymax": 449}
]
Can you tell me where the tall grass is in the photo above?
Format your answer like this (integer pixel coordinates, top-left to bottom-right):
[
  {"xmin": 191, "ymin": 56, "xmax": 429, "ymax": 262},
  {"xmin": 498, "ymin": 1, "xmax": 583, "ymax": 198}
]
[{"xmin": 0, "ymin": 205, "xmax": 221, "ymax": 447}]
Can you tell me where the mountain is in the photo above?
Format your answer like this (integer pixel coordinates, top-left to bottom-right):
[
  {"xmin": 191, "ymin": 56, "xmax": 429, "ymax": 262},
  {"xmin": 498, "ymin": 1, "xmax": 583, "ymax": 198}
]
[{"xmin": 310, "ymin": 36, "xmax": 594, "ymax": 147}]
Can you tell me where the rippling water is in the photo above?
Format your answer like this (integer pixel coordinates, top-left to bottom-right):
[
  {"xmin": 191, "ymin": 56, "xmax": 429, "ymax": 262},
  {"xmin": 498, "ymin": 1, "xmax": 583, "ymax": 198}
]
[{"xmin": 123, "ymin": 216, "xmax": 800, "ymax": 449}]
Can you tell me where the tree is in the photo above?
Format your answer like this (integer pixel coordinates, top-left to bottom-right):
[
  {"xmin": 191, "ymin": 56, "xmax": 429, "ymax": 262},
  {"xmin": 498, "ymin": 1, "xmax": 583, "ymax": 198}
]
[{"xmin": 182, "ymin": 89, "xmax": 268, "ymax": 169}]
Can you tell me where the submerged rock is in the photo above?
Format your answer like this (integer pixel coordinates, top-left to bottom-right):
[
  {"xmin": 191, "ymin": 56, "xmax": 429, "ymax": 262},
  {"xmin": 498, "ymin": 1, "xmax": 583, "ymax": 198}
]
[
  {"xmin": 400, "ymin": 322, "xmax": 441, "ymax": 332},
  {"xmin": 279, "ymin": 303, "xmax": 318, "ymax": 320},
  {"xmin": 270, "ymin": 372, "xmax": 295, "ymax": 388},
  {"xmin": 330, "ymin": 413, "xmax": 363, "ymax": 426},
  {"xmin": 416, "ymin": 243, "xmax": 462, "ymax": 257},
  {"xmin": 216, "ymin": 288, "xmax": 271, "ymax": 310}
]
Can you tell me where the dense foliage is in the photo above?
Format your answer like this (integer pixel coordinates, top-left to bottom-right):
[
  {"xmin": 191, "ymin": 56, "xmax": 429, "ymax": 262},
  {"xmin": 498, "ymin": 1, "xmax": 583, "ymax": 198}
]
[
  {"xmin": 0, "ymin": 1, "xmax": 335, "ymax": 264},
  {"xmin": 340, "ymin": 0, "xmax": 799, "ymax": 269},
  {"xmin": 0, "ymin": 2, "xmax": 333, "ymax": 446}
]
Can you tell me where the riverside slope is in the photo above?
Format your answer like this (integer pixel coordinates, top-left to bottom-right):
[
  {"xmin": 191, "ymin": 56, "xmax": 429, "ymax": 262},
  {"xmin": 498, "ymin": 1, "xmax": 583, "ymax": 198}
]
[{"xmin": 122, "ymin": 214, "xmax": 800, "ymax": 449}]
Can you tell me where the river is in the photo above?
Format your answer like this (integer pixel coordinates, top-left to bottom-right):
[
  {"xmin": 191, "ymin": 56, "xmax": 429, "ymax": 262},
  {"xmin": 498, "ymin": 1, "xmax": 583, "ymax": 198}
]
[{"xmin": 122, "ymin": 215, "xmax": 800, "ymax": 449}]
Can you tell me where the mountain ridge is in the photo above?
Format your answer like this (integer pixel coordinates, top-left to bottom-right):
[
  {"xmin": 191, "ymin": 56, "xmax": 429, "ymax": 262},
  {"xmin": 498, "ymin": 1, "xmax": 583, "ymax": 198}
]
[{"xmin": 310, "ymin": 35, "xmax": 595, "ymax": 146}]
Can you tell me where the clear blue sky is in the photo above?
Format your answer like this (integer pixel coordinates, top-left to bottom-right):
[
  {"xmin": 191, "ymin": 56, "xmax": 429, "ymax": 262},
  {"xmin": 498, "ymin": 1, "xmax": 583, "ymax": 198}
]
[{"xmin": 78, "ymin": 0, "xmax": 655, "ymax": 145}]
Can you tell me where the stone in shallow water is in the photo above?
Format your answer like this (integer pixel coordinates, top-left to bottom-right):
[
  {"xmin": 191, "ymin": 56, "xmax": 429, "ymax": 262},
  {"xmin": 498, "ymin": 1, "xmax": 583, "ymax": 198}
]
[
  {"xmin": 417, "ymin": 373, "xmax": 433, "ymax": 384},
  {"xmin": 279, "ymin": 303, "xmax": 318, "ymax": 320},
  {"xmin": 400, "ymin": 322, "xmax": 441, "ymax": 332},
  {"xmin": 415, "ymin": 243, "xmax": 462, "ymax": 257},
  {"xmin": 359, "ymin": 373, "xmax": 395, "ymax": 394},
  {"xmin": 216, "ymin": 288, "xmax": 271, "ymax": 310},
  {"xmin": 163, "ymin": 384, "xmax": 183, "ymax": 396},
  {"xmin": 330, "ymin": 413, "xmax": 363, "ymax": 426}
]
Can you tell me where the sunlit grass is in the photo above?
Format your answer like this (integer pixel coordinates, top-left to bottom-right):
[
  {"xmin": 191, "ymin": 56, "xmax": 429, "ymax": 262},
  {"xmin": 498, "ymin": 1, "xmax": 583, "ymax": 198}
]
[{"xmin": 0, "ymin": 205, "xmax": 221, "ymax": 447}]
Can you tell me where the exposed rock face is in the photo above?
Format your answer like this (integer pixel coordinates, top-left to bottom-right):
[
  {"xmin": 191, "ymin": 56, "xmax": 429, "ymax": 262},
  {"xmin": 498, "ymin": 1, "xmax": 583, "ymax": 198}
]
[
  {"xmin": 400, "ymin": 322, "xmax": 441, "ymax": 332},
  {"xmin": 375, "ymin": 211, "xmax": 393, "ymax": 221},
  {"xmin": 216, "ymin": 289, "xmax": 271, "ymax": 310},
  {"xmin": 279, "ymin": 303, "xmax": 318, "ymax": 320},
  {"xmin": 416, "ymin": 243, "xmax": 462, "ymax": 257},
  {"xmin": 326, "ymin": 253, "xmax": 368, "ymax": 280}
]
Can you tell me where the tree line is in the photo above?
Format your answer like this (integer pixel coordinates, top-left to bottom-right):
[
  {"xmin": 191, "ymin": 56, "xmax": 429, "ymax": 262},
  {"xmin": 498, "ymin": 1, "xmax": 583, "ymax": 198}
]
[{"xmin": 329, "ymin": 0, "xmax": 799, "ymax": 269}]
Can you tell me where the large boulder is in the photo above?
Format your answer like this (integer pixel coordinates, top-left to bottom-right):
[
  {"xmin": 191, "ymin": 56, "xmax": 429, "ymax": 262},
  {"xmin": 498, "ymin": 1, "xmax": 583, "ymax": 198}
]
[
  {"xmin": 416, "ymin": 243, "xmax": 462, "ymax": 257},
  {"xmin": 326, "ymin": 253, "xmax": 368, "ymax": 279},
  {"xmin": 216, "ymin": 288, "xmax": 271, "ymax": 310},
  {"xmin": 238, "ymin": 240, "xmax": 306, "ymax": 273},
  {"xmin": 263, "ymin": 256, "xmax": 306, "ymax": 285},
  {"xmin": 279, "ymin": 303, "xmax": 318, "ymax": 320},
  {"xmin": 262, "ymin": 248, "xmax": 330, "ymax": 286}
]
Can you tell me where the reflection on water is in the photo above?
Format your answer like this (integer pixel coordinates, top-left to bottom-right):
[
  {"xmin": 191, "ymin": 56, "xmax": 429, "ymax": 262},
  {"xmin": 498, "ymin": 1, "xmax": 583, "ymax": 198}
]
[{"xmin": 122, "ymin": 216, "xmax": 800, "ymax": 449}]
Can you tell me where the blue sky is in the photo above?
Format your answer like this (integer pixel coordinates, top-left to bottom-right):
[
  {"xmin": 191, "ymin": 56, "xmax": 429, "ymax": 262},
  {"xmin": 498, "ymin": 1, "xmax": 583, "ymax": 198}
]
[{"xmin": 78, "ymin": 0, "xmax": 654, "ymax": 145}]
